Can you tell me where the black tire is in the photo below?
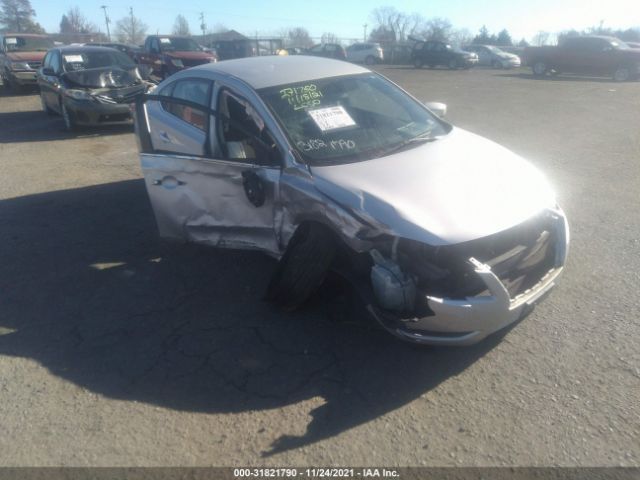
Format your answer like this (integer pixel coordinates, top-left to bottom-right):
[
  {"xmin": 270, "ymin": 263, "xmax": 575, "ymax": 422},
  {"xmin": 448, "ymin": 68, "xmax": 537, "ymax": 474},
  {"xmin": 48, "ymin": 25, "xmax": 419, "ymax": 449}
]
[
  {"xmin": 448, "ymin": 58, "xmax": 458, "ymax": 70},
  {"xmin": 613, "ymin": 65, "xmax": 631, "ymax": 82},
  {"xmin": 365, "ymin": 55, "xmax": 376, "ymax": 66},
  {"xmin": 413, "ymin": 57, "xmax": 423, "ymax": 69},
  {"xmin": 40, "ymin": 93, "xmax": 55, "ymax": 115},
  {"xmin": 61, "ymin": 101, "xmax": 76, "ymax": 131},
  {"xmin": 4, "ymin": 76, "xmax": 21, "ymax": 93},
  {"xmin": 532, "ymin": 60, "xmax": 548, "ymax": 77},
  {"xmin": 492, "ymin": 59, "xmax": 502, "ymax": 69},
  {"xmin": 266, "ymin": 223, "xmax": 337, "ymax": 311}
]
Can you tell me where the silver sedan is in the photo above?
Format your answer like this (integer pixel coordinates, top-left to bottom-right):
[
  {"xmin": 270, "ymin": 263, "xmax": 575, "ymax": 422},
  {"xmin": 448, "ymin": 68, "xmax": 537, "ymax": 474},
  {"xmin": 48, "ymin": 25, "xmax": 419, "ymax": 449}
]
[{"xmin": 134, "ymin": 56, "xmax": 568, "ymax": 346}]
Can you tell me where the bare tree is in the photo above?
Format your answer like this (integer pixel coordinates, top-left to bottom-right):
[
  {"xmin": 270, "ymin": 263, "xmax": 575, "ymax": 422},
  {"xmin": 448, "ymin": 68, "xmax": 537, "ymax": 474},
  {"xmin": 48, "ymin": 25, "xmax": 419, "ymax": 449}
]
[
  {"xmin": 531, "ymin": 30, "xmax": 550, "ymax": 46},
  {"xmin": 0, "ymin": 0, "xmax": 44, "ymax": 33},
  {"xmin": 172, "ymin": 14, "xmax": 190, "ymax": 36},
  {"xmin": 420, "ymin": 17, "xmax": 452, "ymax": 42},
  {"xmin": 115, "ymin": 10, "xmax": 147, "ymax": 45},
  {"xmin": 370, "ymin": 7, "xmax": 423, "ymax": 43},
  {"xmin": 449, "ymin": 28, "xmax": 473, "ymax": 47},
  {"xmin": 287, "ymin": 27, "xmax": 313, "ymax": 47},
  {"xmin": 59, "ymin": 6, "xmax": 94, "ymax": 34},
  {"xmin": 321, "ymin": 32, "xmax": 338, "ymax": 44}
]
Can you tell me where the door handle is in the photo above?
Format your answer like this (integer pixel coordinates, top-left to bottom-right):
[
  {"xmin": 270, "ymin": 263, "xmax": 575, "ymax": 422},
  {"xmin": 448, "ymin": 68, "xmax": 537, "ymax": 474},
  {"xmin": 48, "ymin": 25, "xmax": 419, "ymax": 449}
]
[{"xmin": 152, "ymin": 176, "xmax": 185, "ymax": 188}]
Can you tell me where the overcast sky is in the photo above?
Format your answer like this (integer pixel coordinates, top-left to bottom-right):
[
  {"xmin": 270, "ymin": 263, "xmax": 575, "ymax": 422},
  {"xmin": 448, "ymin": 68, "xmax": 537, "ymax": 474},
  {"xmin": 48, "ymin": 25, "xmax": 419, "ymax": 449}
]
[{"xmin": 30, "ymin": 0, "xmax": 640, "ymax": 42}]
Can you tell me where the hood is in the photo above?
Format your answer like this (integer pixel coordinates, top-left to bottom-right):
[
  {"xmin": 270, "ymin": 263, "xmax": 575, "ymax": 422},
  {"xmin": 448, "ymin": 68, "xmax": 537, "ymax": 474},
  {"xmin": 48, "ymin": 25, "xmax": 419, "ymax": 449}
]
[
  {"xmin": 310, "ymin": 128, "xmax": 556, "ymax": 246},
  {"xmin": 499, "ymin": 52, "xmax": 519, "ymax": 59},
  {"xmin": 5, "ymin": 51, "xmax": 45, "ymax": 62},
  {"xmin": 166, "ymin": 51, "xmax": 214, "ymax": 60},
  {"xmin": 63, "ymin": 67, "xmax": 143, "ymax": 89}
]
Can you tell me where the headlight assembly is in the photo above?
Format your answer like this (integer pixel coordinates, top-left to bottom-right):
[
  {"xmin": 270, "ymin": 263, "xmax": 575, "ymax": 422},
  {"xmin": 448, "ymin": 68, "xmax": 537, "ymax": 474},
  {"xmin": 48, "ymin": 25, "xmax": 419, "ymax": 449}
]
[{"xmin": 9, "ymin": 61, "xmax": 30, "ymax": 71}]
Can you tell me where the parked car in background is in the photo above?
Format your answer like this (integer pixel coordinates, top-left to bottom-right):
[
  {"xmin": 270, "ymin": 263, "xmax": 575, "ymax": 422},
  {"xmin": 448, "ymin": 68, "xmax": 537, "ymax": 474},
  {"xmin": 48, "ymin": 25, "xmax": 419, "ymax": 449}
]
[
  {"xmin": 137, "ymin": 35, "xmax": 216, "ymax": 80},
  {"xmin": 85, "ymin": 42, "xmax": 141, "ymax": 62},
  {"xmin": 346, "ymin": 42, "xmax": 384, "ymax": 65},
  {"xmin": 306, "ymin": 43, "xmax": 347, "ymax": 60},
  {"xmin": 0, "ymin": 33, "xmax": 54, "ymax": 91},
  {"xmin": 522, "ymin": 36, "xmax": 640, "ymax": 81},
  {"xmin": 214, "ymin": 38, "xmax": 282, "ymax": 60},
  {"xmin": 277, "ymin": 47, "xmax": 306, "ymax": 56},
  {"xmin": 134, "ymin": 55, "xmax": 569, "ymax": 346},
  {"xmin": 464, "ymin": 44, "xmax": 521, "ymax": 68},
  {"xmin": 411, "ymin": 40, "xmax": 478, "ymax": 69},
  {"xmin": 38, "ymin": 46, "xmax": 149, "ymax": 130},
  {"xmin": 382, "ymin": 44, "xmax": 413, "ymax": 65}
]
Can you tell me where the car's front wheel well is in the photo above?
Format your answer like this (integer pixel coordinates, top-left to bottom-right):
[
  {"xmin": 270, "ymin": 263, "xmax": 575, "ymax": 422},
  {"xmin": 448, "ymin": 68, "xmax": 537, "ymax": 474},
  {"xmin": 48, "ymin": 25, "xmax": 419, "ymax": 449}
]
[{"xmin": 266, "ymin": 221, "xmax": 340, "ymax": 311}]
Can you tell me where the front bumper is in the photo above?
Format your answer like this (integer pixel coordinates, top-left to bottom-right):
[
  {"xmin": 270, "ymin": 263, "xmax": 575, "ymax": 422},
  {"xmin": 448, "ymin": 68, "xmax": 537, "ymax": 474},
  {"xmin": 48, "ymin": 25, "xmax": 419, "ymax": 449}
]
[
  {"xmin": 369, "ymin": 208, "xmax": 569, "ymax": 346},
  {"xmin": 65, "ymin": 99, "xmax": 133, "ymax": 126},
  {"xmin": 501, "ymin": 58, "xmax": 521, "ymax": 68}
]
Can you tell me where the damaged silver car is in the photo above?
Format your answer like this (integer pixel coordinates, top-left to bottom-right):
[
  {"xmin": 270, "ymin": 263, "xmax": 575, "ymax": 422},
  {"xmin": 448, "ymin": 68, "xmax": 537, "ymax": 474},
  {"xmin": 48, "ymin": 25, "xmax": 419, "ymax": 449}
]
[{"xmin": 134, "ymin": 56, "xmax": 569, "ymax": 346}]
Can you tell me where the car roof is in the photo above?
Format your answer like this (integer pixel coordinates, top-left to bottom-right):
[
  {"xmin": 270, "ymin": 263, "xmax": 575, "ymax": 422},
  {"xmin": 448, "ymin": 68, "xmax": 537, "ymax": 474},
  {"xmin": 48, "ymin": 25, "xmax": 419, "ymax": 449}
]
[
  {"xmin": 57, "ymin": 45, "xmax": 122, "ymax": 53},
  {"xmin": 187, "ymin": 55, "xmax": 369, "ymax": 90}
]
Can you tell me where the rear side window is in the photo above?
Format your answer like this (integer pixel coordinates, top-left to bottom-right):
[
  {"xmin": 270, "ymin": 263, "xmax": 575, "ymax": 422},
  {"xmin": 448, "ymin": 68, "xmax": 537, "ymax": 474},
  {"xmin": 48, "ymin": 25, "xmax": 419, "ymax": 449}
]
[{"xmin": 161, "ymin": 78, "xmax": 212, "ymax": 131}]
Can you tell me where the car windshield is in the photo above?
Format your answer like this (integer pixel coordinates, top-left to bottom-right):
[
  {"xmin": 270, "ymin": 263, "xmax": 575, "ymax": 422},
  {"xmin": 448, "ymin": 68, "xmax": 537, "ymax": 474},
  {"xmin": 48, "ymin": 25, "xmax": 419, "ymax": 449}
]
[
  {"xmin": 62, "ymin": 50, "xmax": 136, "ymax": 72},
  {"xmin": 258, "ymin": 73, "xmax": 450, "ymax": 165},
  {"xmin": 3, "ymin": 36, "xmax": 53, "ymax": 52},
  {"xmin": 159, "ymin": 37, "xmax": 200, "ymax": 52}
]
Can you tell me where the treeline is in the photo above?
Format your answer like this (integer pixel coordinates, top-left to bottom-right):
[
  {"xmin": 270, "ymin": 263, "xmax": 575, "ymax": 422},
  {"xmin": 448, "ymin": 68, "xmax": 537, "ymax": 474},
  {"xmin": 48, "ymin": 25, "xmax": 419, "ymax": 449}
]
[{"xmin": 2, "ymin": 0, "xmax": 640, "ymax": 48}]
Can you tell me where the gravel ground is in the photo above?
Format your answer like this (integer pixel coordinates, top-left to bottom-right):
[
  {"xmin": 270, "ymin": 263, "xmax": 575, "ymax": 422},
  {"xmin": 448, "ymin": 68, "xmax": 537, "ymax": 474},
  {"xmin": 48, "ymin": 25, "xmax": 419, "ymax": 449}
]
[{"xmin": 0, "ymin": 67, "xmax": 638, "ymax": 467}]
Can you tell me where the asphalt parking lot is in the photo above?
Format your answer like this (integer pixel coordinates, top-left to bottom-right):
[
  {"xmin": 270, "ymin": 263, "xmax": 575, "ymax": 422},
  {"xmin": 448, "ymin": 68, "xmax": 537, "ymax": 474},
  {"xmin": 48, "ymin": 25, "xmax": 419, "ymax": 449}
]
[{"xmin": 0, "ymin": 66, "xmax": 638, "ymax": 467}]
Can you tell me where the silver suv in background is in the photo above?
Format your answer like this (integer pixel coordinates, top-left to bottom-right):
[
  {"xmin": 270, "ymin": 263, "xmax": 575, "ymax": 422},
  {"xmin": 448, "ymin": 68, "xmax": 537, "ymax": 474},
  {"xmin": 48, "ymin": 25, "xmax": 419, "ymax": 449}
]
[
  {"xmin": 464, "ymin": 44, "xmax": 521, "ymax": 68},
  {"xmin": 346, "ymin": 42, "xmax": 384, "ymax": 65}
]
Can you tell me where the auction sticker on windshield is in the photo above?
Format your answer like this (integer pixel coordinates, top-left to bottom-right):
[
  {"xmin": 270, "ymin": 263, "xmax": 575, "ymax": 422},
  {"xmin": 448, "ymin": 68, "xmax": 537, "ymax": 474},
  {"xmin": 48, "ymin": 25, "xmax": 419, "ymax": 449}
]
[
  {"xmin": 64, "ymin": 55, "xmax": 84, "ymax": 63},
  {"xmin": 307, "ymin": 106, "xmax": 356, "ymax": 132}
]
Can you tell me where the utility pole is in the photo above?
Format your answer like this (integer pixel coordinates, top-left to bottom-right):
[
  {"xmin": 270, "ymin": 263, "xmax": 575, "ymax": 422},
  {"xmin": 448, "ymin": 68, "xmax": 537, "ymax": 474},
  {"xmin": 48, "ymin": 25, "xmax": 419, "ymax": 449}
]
[
  {"xmin": 363, "ymin": 23, "xmax": 368, "ymax": 42},
  {"xmin": 199, "ymin": 12, "xmax": 206, "ymax": 39},
  {"xmin": 129, "ymin": 7, "xmax": 135, "ymax": 44},
  {"xmin": 100, "ymin": 5, "xmax": 111, "ymax": 41}
]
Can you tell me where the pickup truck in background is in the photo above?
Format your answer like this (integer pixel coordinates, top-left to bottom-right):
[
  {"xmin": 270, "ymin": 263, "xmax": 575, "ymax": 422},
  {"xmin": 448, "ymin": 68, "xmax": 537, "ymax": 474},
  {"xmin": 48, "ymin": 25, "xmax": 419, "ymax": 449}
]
[
  {"xmin": 136, "ymin": 35, "xmax": 216, "ymax": 80},
  {"xmin": 522, "ymin": 36, "xmax": 640, "ymax": 81}
]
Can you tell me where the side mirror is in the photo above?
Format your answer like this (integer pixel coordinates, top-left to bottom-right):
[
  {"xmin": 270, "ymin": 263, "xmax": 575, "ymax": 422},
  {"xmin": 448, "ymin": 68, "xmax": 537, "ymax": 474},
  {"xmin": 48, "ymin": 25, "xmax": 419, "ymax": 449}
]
[
  {"xmin": 41, "ymin": 67, "xmax": 55, "ymax": 76},
  {"xmin": 424, "ymin": 101, "xmax": 447, "ymax": 118}
]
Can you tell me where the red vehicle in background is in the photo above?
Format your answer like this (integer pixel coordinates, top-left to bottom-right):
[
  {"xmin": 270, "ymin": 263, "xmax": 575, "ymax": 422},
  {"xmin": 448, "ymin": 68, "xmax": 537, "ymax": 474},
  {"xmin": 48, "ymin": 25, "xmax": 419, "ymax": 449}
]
[
  {"xmin": 0, "ymin": 33, "xmax": 54, "ymax": 91},
  {"xmin": 522, "ymin": 35, "xmax": 640, "ymax": 81},
  {"xmin": 136, "ymin": 35, "xmax": 216, "ymax": 80}
]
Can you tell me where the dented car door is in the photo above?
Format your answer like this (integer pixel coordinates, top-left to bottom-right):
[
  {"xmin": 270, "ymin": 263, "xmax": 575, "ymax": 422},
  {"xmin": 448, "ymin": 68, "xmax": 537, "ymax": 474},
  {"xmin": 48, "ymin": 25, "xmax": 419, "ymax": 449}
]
[{"xmin": 136, "ymin": 80, "xmax": 281, "ymax": 254}]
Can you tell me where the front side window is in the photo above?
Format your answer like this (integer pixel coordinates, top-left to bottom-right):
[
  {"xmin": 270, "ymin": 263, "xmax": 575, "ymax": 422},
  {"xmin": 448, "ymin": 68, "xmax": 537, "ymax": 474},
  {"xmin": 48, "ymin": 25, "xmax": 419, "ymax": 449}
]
[
  {"xmin": 217, "ymin": 90, "xmax": 276, "ymax": 162},
  {"xmin": 162, "ymin": 79, "xmax": 212, "ymax": 131},
  {"xmin": 50, "ymin": 52, "xmax": 62, "ymax": 73},
  {"xmin": 259, "ymin": 73, "xmax": 450, "ymax": 165}
]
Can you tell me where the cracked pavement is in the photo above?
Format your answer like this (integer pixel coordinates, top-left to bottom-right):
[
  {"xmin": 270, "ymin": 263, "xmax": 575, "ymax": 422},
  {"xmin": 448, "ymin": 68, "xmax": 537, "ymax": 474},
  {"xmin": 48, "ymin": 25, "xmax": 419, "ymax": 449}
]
[{"xmin": 0, "ymin": 68, "xmax": 638, "ymax": 466}]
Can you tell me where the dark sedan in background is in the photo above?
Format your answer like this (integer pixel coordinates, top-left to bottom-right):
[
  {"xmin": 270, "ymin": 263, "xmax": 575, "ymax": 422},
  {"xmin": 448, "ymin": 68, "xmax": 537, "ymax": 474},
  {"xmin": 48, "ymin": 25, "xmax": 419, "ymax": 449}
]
[
  {"xmin": 411, "ymin": 40, "xmax": 478, "ymax": 69},
  {"xmin": 37, "ymin": 46, "xmax": 148, "ymax": 130},
  {"xmin": 85, "ymin": 42, "xmax": 142, "ymax": 62}
]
